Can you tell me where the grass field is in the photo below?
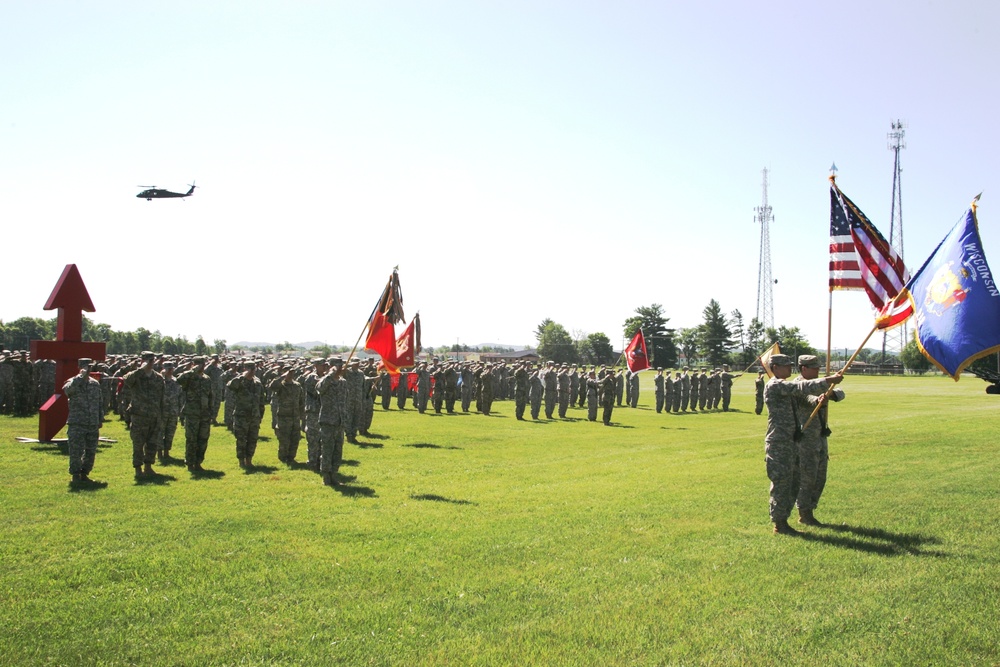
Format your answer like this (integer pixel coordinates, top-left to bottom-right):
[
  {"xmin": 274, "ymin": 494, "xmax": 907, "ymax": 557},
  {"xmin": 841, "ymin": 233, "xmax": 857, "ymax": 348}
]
[{"xmin": 1, "ymin": 374, "xmax": 998, "ymax": 666}]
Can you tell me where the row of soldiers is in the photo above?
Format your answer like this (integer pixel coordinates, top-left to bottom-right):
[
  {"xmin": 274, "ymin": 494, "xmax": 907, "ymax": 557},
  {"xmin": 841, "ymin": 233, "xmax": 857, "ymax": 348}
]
[
  {"xmin": 653, "ymin": 365, "xmax": 741, "ymax": 413},
  {"xmin": 0, "ymin": 350, "xmax": 56, "ymax": 416}
]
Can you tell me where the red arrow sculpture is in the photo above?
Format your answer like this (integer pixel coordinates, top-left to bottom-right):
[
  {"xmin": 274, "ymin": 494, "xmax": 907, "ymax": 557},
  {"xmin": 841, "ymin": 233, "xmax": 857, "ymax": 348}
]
[{"xmin": 29, "ymin": 265, "xmax": 106, "ymax": 441}]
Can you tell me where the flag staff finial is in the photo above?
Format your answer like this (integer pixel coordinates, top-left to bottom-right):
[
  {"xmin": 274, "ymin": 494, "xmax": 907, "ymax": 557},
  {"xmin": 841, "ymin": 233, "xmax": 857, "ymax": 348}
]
[
  {"xmin": 972, "ymin": 192, "xmax": 982, "ymax": 214},
  {"xmin": 829, "ymin": 162, "xmax": 838, "ymax": 184}
]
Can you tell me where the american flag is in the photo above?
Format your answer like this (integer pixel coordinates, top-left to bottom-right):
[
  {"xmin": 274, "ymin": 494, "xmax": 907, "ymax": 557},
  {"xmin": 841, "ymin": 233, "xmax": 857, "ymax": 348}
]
[{"xmin": 829, "ymin": 184, "xmax": 909, "ymax": 313}]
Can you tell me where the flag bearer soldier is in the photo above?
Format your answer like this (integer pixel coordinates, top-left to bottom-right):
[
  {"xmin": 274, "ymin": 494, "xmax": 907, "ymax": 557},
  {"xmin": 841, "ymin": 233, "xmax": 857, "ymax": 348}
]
[
  {"xmin": 63, "ymin": 358, "xmax": 103, "ymax": 483},
  {"xmin": 176, "ymin": 356, "xmax": 215, "ymax": 472},
  {"xmin": 794, "ymin": 355, "xmax": 845, "ymax": 526},
  {"xmin": 123, "ymin": 351, "xmax": 164, "ymax": 478},
  {"xmin": 763, "ymin": 354, "xmax": 842, "ymax": 535},
  {"xmin": 159, "ymin": 361, "xmax": 181, "ymax": 462},
  {"xmin": 228, "ymin": 361, "xmax": 266, "ymax": 468}
]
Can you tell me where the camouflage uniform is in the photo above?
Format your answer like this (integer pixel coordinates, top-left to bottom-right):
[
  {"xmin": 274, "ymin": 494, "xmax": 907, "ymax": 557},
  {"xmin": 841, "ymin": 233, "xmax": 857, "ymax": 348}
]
[
  {"xmin": 794, "ymin": 369, "xmax": 844, "ymax": 515},
  {"xmin": 63, "ymin": 366, "xmax": 103, "ymax": 479},
  {"xmin": 614, "ymin": 371, "xmax": 624, "ymax": 407},
  {"xmin": 160, "ymin": 372, "xmax": 181, "ymax": 458},
  {"xmin": 228, "ymin": 371, "xmax": 266, "ymax": 463},
  {"xmin": 204, "ymin": 360, "xmax": 225, "ymax": 424},
  {"xmin": 444, "ymin": 365, "xmax": 458, "ymax": 413},
  {"xmin": 176, "ymin": 364, "xmax": 215, "ymax": 469},
  {"xmin": 754, "ymin": 373, "xmax": 765, "ymax": 415},
  {"xmin": 378, "ymin": 370, "xmax": 393, "ymax": 410},
  {"xmin": 698, "ymin": 370, "xmax": 710, "ymax": 410},
  {"xmin": 764, "ymin": 373, "xmax": 832, "ymax": 524},
  {"xmin": 529, "ymin": 369, "xmax": 543, "ymax": 420},
  {"xmin": 460, "ymin": 365, "xmax": 474, "ymax": 412},
  {"xmin": 302, "ymin": 365, "xmax": 326, "ymax": 469},
  {"xmin": 122, "ymin": 363, "xmax": 164, "ymax": 470},
  {"xmin": 600, "ymin": 373, "xmax": 616, "ymax": 425},
  {"xmin": 317, "ymin": 368, "xmax": 348, "ymax": 483},
  {"xmin": 654, "ymin": 370, "xmax": 665, "ymax": 413},
  {"xmin": 512, "ymin": 364, "xmax": 529, "ymax": 420},
  {"xmin": 557, "ymin": 367, "xmax": 571, "ymax": 418},
  {"xmin": 343, "ymin": 364, "xmax": 366, "ymax": 441},
  {"xmin": 679, "ymin": 370, "xmax": 690, "ymax": 411},
  {"xmin": 689, "ymin": 372, "xmax": 700, "ymax": 412},
  {"xmin": 720, "ymin": 368, "xmax": 737, "ymax": 411},
  {"xmin": 628, "ymin": 370, "xmax": 639, "ymax": 408},
  {"xmin": 415, "ymin": 365, "xmax": 431, "ymax": 413},
  {"xmin": 270, "ymin": 375, "xmax": 305, "ymax": 462},
  {"xmin": 542, "ymin": 364, "xmax": 557, "ymax": 419},
  {"xmin": 587, "ymin": 375, "xmax": 600, "ymax": 421}
]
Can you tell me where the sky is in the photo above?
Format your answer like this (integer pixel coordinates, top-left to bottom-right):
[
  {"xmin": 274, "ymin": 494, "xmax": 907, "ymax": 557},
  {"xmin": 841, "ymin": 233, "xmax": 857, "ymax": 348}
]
[{"xmin": 2, "ymin": 1, "xmax": 999, "ymax": 355}]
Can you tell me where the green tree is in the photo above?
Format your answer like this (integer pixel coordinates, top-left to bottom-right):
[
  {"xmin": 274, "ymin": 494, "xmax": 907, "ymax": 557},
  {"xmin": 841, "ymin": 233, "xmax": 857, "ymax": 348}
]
[
  {"xmin": 676, "ymin": 328, "xmax": 699, "ymax": 366},
  {"xmin": 536, "ymin": 319, "xmax": 578, "ymax": 364},
  {"xmin": 764, "ymin": 325, "xmax": 816, "ymax": 360},
  {"xmin": 623, "ymin": 304, "xmax": 677, "ymax": 368},
  {"xmin": 697, "ymin": 299, "xmax": 734, "ymax": 367},
  {"xmin": 135, "ymin": 327, "xmax": 152, "ymax": 352},
  {"xmin": 213, "ymin": 339, "xmax": 228, "ymax": 355},
  {"xmin": 899, "ymin": 338, "xmax": 930, "ymax": 373},
  {"xmin": 195, "ymin": 337, "xmax": 208, "ymax": 356}
]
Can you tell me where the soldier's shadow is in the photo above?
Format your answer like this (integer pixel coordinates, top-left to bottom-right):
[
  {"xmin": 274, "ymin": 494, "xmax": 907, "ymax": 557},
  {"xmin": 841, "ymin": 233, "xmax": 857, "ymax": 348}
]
[
  {"xmin": 68, "ymin": 479, "xmax": 109, "ymax": 493},
  {"xmin": 134, "ymin": 472, "xmax": 178, "ymax": 486},
  {"xmin": 799, "ymin": 523, "xmax": 947, "ymax": 557},
  {"xmin": 362, "ymin": 432, "xmax": 391, "ymax": 440},
  {"xmin": 190, "ymin": 468, "xmax": 225, "ymax": 480},
  {"xmin": 353, "ymin": 440, "xmax": 383, "ymax": 449},
  {"xmin": 410, "ymin": 493, "xmax": 476, "ymax": 505},
  {"xmin": 328, "ymin": 473, "xmax": 376, "ymax": 498},
  {"xmin": 244, "ymin": 465, "xmax": 278, "ymax": 475},
  {"xmin": 402, "ymin": 443, "xmax": 462, "ymax": 450}
]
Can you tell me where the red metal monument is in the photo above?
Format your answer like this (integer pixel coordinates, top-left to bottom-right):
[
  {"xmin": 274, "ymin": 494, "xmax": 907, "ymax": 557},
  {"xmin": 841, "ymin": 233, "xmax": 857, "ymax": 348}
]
[{"xmin": 30, "ymin": 265, "xmax": 106, "ymax": 441}]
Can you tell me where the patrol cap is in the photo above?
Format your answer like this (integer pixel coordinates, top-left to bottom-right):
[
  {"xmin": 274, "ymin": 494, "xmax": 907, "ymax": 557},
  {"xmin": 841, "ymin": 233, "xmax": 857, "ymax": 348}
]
[
  {"xmin": 244, "ymin": 361, "xmax": 256, "ymax": 369},
  {"xmin": 770, "ymin": 354, "xmax": 792, "ymax": 366},
  {"xmin": 798, "ymin": 355, "xmax": 820, "ymax": 368},
  {"xmin": 162, "ymin": 360, "xmax": 175, "ymax": 369},
  {"xmin": 327, "ymin": 356, "xmax": 344, "ymax": 366},
  {"xmin": 193, "ymin": 355, "xmax": 207, "ymax": 364},
  {"xmin": 78, "ymin": 358, "xmax": 93, "ymax": 367},
  {"xmin": 141, "ymin": 351, "xmax": 155, "ymax": 360}
]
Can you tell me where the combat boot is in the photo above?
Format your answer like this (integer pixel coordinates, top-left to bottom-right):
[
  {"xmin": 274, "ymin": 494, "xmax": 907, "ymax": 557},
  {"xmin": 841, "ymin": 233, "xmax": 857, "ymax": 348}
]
[
  {"xmin": 798, "ymin": 509, "xmax": 822, "ymax": 527},
  {"xmin": 773, "ymin": 519, "xmax": 798, "ymax": 535}
]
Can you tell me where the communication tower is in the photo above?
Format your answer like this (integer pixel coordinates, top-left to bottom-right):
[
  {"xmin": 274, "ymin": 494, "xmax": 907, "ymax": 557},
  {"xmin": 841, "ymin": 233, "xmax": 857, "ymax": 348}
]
[
  {"xmin": 755, "ymin": 168, "xmax": 775, "ymax": 331},
  {"xmin": 883, "ymin": 120, "xmax": 907, "ymax": 361}
]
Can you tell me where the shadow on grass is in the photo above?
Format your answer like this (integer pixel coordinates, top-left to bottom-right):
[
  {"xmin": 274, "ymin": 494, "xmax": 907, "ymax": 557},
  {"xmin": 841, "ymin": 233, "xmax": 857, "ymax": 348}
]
[
  {"xmin": 158, "ymin": 454, "xmax": 187, "ymax": 467},
  {"xmin": 659, "ymin": 426, "xmax": 690, "ymax": 430},
  {"xmin": 410, "ymin": 493, "xmax": 477, "ymax": 506},
  {"xmin": 190, "ymin": 468, "xmax": 226, "ymax": 480},
  {"xmin": 328, "ymin": 473, "xmax": 376, "ymax": 498},
  {"xmin": 798, "ymin": 523, "xmax": 947, "ymax": 557},
  {"xmin": 32, "ymin": 442, "xmax": 113, "ymax": 457},
  {"xmin": 134, "ymin": 472, "xmax": 179, "ymax": 486},
  {"xmin": 402, "ymin": 443, "xmax": 462, "ymax": 450},
  {"xmin": 286, "ymin": 460, "xmax": 316, "ymax": 471},
  {"xmin": 244, "ymin": 464, "xmax": 279, "ymax": 475},
  {"xmin": 353, "ymin": 440, "xmax": 384, "ymax": 449},
  {"xmin": 340, "ymin": 459, "xmax": 360, "ymax": 467},
  {"xmin": 361, "ymin": 432, "xmax": 391, "ymax": 440},
  {"xmin": 604, "ymin": 423, "xmax": 635, "ymax": 429},
  {"xmin": 68, "ymin": 478, "xmax": 109, "ymax": 493}
]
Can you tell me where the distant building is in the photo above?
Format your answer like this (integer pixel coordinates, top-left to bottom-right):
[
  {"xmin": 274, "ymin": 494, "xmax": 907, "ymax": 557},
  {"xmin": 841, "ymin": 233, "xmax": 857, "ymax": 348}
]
[{"xmin": 481, "ymin": 349, "xmax": 540, "ymax": 364}]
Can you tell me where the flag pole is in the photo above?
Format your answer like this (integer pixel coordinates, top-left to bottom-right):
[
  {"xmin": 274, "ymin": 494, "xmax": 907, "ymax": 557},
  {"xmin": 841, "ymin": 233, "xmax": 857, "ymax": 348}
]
[
  {"xmin": 826, "ymin": 170, "xmax": 837, "ymax": 376},
  {"xmin": 803, "ymin": 323, "xmax": 877, "ymax": 429}
]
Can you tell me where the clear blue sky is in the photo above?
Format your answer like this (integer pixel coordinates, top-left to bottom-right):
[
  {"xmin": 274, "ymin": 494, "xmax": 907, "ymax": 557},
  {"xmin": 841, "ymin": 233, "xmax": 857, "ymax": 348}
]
[{"xmin": 2, "ymin": 1, "xmax": 998, "ymax": 354}]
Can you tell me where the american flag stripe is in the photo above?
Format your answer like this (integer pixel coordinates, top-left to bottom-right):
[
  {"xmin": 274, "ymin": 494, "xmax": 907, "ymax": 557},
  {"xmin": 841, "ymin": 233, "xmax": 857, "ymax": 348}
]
[{"xmin": 875, "ymin": 290, "xmax": 915, "ymax": 330}]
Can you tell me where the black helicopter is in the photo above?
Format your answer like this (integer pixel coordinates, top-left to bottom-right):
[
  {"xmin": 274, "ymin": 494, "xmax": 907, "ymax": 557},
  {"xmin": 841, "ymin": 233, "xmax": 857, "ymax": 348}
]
[{"xmin": 137, "ymin": 182, "xmax": 197, "ymax": 201}]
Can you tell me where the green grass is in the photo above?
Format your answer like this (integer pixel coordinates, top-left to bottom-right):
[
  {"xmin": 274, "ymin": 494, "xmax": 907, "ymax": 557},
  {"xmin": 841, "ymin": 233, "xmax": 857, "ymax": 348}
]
[{"xmin": 1, "ymin": 375, "xmax": 998, "ymax": 666}]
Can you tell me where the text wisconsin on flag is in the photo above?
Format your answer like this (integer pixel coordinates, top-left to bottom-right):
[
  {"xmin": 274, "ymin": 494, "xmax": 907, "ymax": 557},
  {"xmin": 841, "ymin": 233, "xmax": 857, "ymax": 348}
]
[{"xmin": 829, "ymin": 185, "xmax": 909, "ymax": 312}]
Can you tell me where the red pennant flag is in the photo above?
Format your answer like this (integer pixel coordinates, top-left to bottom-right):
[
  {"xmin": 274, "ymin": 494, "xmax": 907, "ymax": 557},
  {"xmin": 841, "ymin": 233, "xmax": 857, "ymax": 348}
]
[
  {"xmin": 395, "ymin": 315, "xmax": 418, "ymax": 369},
  {"xmin": 625, "ymin": 329, "xmax": 650, "ymax": 373},
  {"xmin": 365, "ymin": 310, "xmax": 399, "ymax": 373}
]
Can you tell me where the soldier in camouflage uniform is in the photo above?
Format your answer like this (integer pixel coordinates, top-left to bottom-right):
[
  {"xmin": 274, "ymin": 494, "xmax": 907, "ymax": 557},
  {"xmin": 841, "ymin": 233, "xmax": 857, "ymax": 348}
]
[
  {"xmin": 343, "ymin": 359, "xmax": 366, "ymax": 443},
  {"xmin": 176, "ymin": 356, "xmax": 215, "ymax": 472},
  {"xmin": 460, "ymin": 363, "xmax": 474, "ymax": 412},
  {"xmin": 228, "ymin": 361, "xmax": 266, "ymax": 467},
  {"xmin": 123, "ymin": 351, "xmax": 164, "ymax": 477},
  {"xmin": 600, "ymin": 369, "xmax": 616, "ymax": 425},
  {"xmin": 205, "ymin": 355, "xmax": 225, "ymax": 426},
  {"xmin": 654, "ymin": 368, "xmax": 665, "ymax": 413},
  {"xmin": 431, "ymin": 362, "xmax": 445, "ymax": 413},
  {"xmin": 763, "ymin": 354, "xmax": 842, "ymax": 535},
  {"xmin": 34, "ymin": 359, "xmax": 55, "ymax": 413},
  {"xmin": 303, "ymin": 358, "xmax": 328, "ymax": 470},
  {"xmin": 63, "ymin": 358, "xmax": 104, "ymax": 483},
  {"xmin": 754, "ymin": 370, "xmax": 766, "ymax": 415},
  {"xmin": 557, "ymin": 365, "xmax": 571, "ymax": 418},
  {"xmin": 12, "ymin": 351, "xmax": 35, "ymax": 416},
  {"xmin": 529, "ymin": 365, "xmax": 543, "ymax": 420},
  {"xmin": 698, "ymin": 368, "xmax": 710, "ymax": 410},
  {"xmin": 586, "ymin": 371, "xmax": 600, "ymax": 421},
  {"xmin": 159, "ymin": 361, "xmax": 182, "ymax": 462},
  {"xmin": 720, "ymin": 364, "xmax": 740, "ymax": 411},
  {"xmin": 317, "ymin": 359, "xmax": 348, "ymax": 486},
  {"xmin": 542, "ymin": 361, "xmax": 558, "ymax": 419},
  {"xmin": 679, "ymin": 368, "xmax": 691, "ymax": 411},
  {"xmin": 415, "ymin": 362, "xmax": 431, "ymax": 413},
  {"xmin": 794, "ymin": 355, "xmax": 845, "ymax": 526},
  {"xmin": 270, "ymin": 366, "xmax": 305, "ymax": 464},
  {"xmin": 378, "ymin": 368, "xmax": 393, "ymax": 410},
  {"xmin": 512, "ymin": 362, "xmax": 529, "ymax": 420},
  {"xmin": 444, "ymin": 362, "xmax": 458, "ymax": 414},
  {"xmin": 396, "ymin": 369, "xmax": 410, "ymax": 409},
  {"xmin": 628, "ymin": 369, "xmax": 640, "ymax": 408},
  {"xmin": 614, "ymin": 369, "xmax": 624, "ymax": 407}
]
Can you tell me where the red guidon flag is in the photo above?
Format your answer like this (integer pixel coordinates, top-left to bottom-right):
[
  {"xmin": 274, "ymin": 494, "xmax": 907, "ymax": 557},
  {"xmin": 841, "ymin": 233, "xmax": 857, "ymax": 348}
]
[
  {"xmin": 625, "ymin": 329, "xmax": 650, "ymax": 373},
  {"xmin": 394, "ymin": 313, "xmax": 421, "ymax": 369},
  {"xmin": 365, "ymin": 310, "xmax": 398, "ymax": 374}
]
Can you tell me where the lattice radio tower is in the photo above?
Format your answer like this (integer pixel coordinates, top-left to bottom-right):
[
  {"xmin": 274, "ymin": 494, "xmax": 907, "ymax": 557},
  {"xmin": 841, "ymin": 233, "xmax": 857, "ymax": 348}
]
[
  {"xmin": 755, "ymin": 167, "xmax": 775, "ymax": 331},
  {"xmin": 882, "ymin": 120, "xmax": 908, "ymax": 361}
]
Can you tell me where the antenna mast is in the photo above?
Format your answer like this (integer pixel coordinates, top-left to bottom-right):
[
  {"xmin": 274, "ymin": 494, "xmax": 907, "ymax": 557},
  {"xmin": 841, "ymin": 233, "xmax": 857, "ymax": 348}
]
[
  {"xmin": 882, "ymin": 120, "xmax": 907, "ymax": 362},
  {"xmin": 755, "ymin": 168, "xmax": 775, "ymax": 331}
]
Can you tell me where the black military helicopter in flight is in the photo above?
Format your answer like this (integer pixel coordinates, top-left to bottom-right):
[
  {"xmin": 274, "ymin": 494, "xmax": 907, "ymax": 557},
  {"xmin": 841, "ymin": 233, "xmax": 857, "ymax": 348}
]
[{"xmin": 136, "ymin": 181, "xmax": 197, "ymax": 201}]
